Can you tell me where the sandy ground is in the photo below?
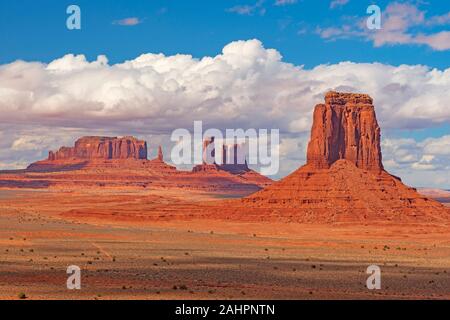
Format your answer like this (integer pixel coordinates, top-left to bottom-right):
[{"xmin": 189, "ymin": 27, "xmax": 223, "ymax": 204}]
[{"xmin": 0, "ymin": 188, "xmax": 449, "ymax": 300}]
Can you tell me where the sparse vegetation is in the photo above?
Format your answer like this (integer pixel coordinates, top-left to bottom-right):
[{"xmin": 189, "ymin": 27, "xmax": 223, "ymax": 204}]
[{"xmin": 18, "ymin": 292, "xmax": 27, "ymax": 299}]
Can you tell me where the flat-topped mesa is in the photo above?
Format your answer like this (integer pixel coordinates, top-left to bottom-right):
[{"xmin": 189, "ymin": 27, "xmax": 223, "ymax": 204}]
[
  {"xmin": 306, "ymin": 91, "xmax": 383, "ymax": 172},
  {"xmin": 48, "ymin": 136, "xmax": 148, "ymax": 161}
]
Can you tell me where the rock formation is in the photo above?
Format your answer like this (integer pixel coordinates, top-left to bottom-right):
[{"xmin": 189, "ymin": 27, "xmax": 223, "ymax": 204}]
[
  {"xmin": 157, "ymin": 146, "xmax": 164, "ymax": 162},
  {"xmin": 14, "ymin": 135, "xmax": 272, "ymax": 193},
  {"xmin": 48, "ymin": 136, "xmax": 148, "ymax": 161},
  {"xmin": 232, "ymin": 91, "xmax": 450, "ymax": 223},
  {"xmin": 193, "ymin": 137, "xmax": 250, "ymax": 174},
  {"xmin": 307, "ymin": 92, "xmax": 383, "ymax": 171}
]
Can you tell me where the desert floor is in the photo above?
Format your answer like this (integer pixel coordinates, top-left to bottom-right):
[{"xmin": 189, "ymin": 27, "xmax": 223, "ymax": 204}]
[{"xmin": 0, "ymin": 188, "xmax": 449, "ymax": 300}]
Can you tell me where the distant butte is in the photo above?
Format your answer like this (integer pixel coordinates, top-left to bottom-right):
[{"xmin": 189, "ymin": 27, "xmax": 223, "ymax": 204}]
[
  {"xmin": 191, "ymin": 137, "xmax": 272, "ymax": 187},
  {"xmin": 194, "ymin": 137, "xmax": 253, "ymax": 174},
  {"xmin": 12, "ymin": 135, "xmax": 271, "ymax": 194},
  {"xmin": 48, "ymin": 136, "xmax": 148, "ymax": 161}
]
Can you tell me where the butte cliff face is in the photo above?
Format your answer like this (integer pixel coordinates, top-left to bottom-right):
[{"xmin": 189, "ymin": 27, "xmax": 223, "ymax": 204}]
[
  {"xmin": 48, "ymin": 136, "xmax": 148, "ymax": 161},
  {"xmin": 307, "ymin": 92, "xmax": 383, "ymax": 172},
  {"xmin": 234, "ymin": 91, "xmax": 450, "ymax": 223}
]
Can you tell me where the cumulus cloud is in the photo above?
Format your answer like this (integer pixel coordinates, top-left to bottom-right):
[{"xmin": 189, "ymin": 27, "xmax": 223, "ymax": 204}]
[
  {"xmin": 1, "ymin": 39, "xmax": 450, "ymax": 134},
  {"xmin": 0, "ymin": 39, "xmax": 449, "ymax": 186},
  {"xmin": 11, "ymin": 135, "xmax": 62, "ymax": 151},
  {"xmin": 382, "ymin": 136, "xmax": 450, "ymax": 171},
  {"xmin": 382, "ymin": 135, "xmax": 450, "ymax": 187}
]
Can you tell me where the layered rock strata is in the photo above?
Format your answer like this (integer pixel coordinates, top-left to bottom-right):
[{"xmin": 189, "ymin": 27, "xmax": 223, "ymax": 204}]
[{"xmin": 233, "ymin": 91, "xmax": 450, "ymax": 223}]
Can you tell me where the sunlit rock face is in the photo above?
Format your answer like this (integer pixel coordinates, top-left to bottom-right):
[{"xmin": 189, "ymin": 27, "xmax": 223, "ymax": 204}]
[
  {"xmin": 48, "ymin": 136, "xmax": 148, "ymax": 161},
  {"xmin": 238, "ymin": 92, "xmax": 450, "ymax": 224},
  {"xmin": 307, "ymin": 92, "xmax": 383, "ymax": 172}
]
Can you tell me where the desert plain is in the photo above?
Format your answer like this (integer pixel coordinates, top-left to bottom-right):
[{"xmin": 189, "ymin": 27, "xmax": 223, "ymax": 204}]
[{"xmin": 0, "ymin": 186, "xmax": 449, "ymax": 300}]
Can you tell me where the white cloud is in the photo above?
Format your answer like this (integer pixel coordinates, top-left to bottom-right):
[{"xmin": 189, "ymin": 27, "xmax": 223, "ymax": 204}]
[
  {"xmin": 113, "ymin": 17, "xmax": 143, "ymax": 26},
  {"xmin": 427, "ymin": 12, "xmax": 450, "ymax": 26},
  {"xmin": 422, "ymin": 135, "xmax": 450, "ymax": 156},
  {"xmin": 414, "ymin": 31, "xmax": 450, "ymax": 51},
  {"xmin": 0, "ymin": 39, "xmax": 449, "ymax": 187},
  {"xmin": 318, "ymin": 2, "xmax": 450, "ymax": 51},
  {"xmin": 1, "ymin": 39, "xmax": 449, "ymax": 135},
  {"xmin": 0, "ymin": 161, "xmax": 29, "ymax": 170},
  {"xmin": 275, "ymin": 0, "xmax": 297, "ymax": 6},
  {"xmin": 381, "ymin": 135, "xmax": 450, "ymax": 187},
  {"xmin": 371, "ymin": 3, "xmax": 450, "ymax": 51},
  {"xmin": 330, "ymin": 0, "xmax": 349, "ymax": 9},
  {"xmin": 227, "ymin": 1, "xmax": 266, "ymax": 16},
  {"xmin": 316, "ymin": 25, "xmax": 365, "ymax": 39},
  {"xmin": 412, "ymin": 154, "xmax": 435, "ymax": 170},
  {"xmin": 11, "ymin": 135, "xmax": 62, "ymax": 151},
  {"xmin": 383, "ymin": 135, "xmax": 450, "ymax": 171}
]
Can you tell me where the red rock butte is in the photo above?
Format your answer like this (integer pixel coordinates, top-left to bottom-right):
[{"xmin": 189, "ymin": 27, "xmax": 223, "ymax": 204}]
[
  {"xmin": 16, "ymin": 135, "xmax": 271, "ymax": 193},
  {"xmin": 307, "ymin": 92, "xmax": 383, "ymax": 172},
  {"xmin": 229, "ymin": 91, "xmax": 450, "ymax": 223},
  {"xmin": 48, "ymin": 136, "xmax": 148, "ymax": 161},
  {"xmin": 193, "ymin": 137, "xmax": 251, "ymax": 175}
]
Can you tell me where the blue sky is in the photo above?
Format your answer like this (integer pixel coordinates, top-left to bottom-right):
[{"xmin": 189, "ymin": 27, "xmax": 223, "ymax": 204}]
[
  {"xmin": 0, "ymin": 0, "xmax": 449, "ymax": 68},
  {"xmin": 0, "ymin": 0, "xmax": 449, "ymax": 188}
]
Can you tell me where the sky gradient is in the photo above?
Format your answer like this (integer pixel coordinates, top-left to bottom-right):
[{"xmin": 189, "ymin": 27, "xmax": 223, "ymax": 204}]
[{"xmin": 1, "ymin": 0, "xmax": 449, "ymax": 68}]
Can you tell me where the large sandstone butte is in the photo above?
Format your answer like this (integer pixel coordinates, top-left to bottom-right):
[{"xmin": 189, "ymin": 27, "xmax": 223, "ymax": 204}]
[
  {"xmin": 307, "ymin": 92, "xmax": 383, "ymax": 172},
  {"xmin": 47, "ymin": 136, "xmax": 148, "ymax": 161},
  {"xmin": 233, "ymin": 91, "xmax": 450, "ymax": 223}
]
